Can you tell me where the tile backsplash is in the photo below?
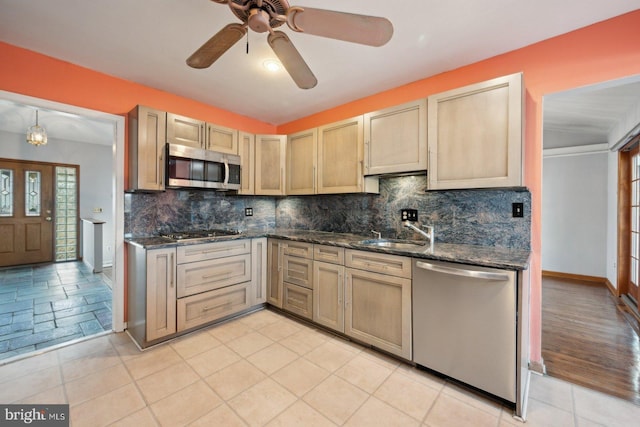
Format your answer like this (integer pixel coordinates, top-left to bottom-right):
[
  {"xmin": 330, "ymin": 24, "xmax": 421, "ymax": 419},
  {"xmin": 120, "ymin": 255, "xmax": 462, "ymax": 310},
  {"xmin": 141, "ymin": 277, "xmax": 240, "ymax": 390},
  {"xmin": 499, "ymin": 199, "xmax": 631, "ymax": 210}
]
[{"xmin": 125, "ymin": 175, "xmax": 530, "ymax": 250}]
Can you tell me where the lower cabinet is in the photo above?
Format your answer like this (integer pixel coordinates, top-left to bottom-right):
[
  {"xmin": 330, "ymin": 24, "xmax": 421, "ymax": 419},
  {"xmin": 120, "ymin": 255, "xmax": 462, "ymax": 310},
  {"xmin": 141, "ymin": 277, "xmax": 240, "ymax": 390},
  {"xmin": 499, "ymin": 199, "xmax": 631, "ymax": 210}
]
[
  {"xmin": 282, "ymin": 282, "xmax": 313, "ymax": 319},
  {"xmin": 127, "ymin": 238, "xmax": 264, "ymax": 348},
  {"xmin": 344, "ymin": 267, "xmax": 412, "ymax": 360},
  {"xmin": 267, "ymin": 239, "xmax": 285, "ymax": 308},
  {"xmin": 313, "ymin": 260, "xmax": 344, "ymax": 332},
  {"xmin": 177, "ymin": 282, "xmax": 252, "ymax": 331}
]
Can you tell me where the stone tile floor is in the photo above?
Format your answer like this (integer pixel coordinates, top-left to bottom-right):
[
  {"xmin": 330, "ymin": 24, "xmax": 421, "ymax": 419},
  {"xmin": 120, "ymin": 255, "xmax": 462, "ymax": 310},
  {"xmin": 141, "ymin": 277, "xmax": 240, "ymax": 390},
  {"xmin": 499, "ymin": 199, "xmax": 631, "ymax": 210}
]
[
  {"xmin": 0, "ymin": 309, "xmax": 638, "ymax": 426},
  {"xmin": 0, "ymin": 261, "xmax": 112, "ymax": 361}
]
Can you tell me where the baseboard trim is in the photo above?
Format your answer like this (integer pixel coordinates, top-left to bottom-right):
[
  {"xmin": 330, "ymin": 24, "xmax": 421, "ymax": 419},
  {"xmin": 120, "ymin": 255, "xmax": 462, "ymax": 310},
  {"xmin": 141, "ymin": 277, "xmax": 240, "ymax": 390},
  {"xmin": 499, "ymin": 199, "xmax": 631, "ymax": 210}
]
[
  {"xmin": 542, "ymin": 270, "xmax": 619, "ymax": 297},
  {"xmin": 529, "ymin": 359, "xmax": 546, "ymax": 375}
]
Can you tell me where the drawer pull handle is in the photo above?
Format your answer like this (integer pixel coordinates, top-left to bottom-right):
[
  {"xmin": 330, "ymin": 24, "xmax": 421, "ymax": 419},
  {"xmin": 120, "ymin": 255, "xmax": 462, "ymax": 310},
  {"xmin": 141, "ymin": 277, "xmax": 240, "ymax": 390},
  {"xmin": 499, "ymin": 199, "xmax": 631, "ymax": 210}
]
[
  {"xmin": 202, "ymin": 270, "xmax": 233, "ymax": 279},
  {"xmin": 202, "ymin": 301, "xmax": 232, "ymax": 312},
  {"xmin": 287, "ymin": 268, "xmax": 307, "ymax": 275}
]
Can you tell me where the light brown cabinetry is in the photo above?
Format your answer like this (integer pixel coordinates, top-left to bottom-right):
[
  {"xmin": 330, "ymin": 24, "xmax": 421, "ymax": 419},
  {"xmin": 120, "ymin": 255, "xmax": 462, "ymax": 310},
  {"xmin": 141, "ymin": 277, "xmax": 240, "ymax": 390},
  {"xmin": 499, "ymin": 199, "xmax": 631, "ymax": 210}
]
[
  {"xmin": 364, "ymin": 99, "xmax": 427, "ymax": 175},
  {"xmin": 128, "ymin": 105, "xmax": 166, "ymax": 191},
  {"xmin": 427, "ymin": 73, "xmax": 523, "ymax": 189},
  {"xmin": 317, "ymin": 116, "xmax": 379, "ymax": 194},
  {"xmin": 281, "ymin": 241, "xmax": 314, "ymax": 319},
  {"xmin": 267, "ymin": 239, "xmax": 285, "ymax": 308},
  {"xmin": 166, "ymin": 112, "xmax": 238, "ymax": 154},
  {"xmin": 287, "ymin": 128, "xmax": 317, "ymax": 195},
  {"xmin": 175, "ymin": 239, "xmax": 252, "ymax": 332},
  {"xmin": 256, "ymin": 134, "xmax": 287, "ymax": 195},
  {"xmin": 313, "ymin": 255, "xmax": 345, "ymax": 332},
  {"xmin": 238, "ymin": 131, "xmax": 255, "ymax": 195},
  {"xmin": 127, "ymin": 245, "xmax": 176, "ymax": 346},
  {"xmin": 251, "ymin": 238, "xmax": 268, "ymax": 304},
  {"xmin": 344, "ymin": 249, "xmax": 412, "ymax": 359}
]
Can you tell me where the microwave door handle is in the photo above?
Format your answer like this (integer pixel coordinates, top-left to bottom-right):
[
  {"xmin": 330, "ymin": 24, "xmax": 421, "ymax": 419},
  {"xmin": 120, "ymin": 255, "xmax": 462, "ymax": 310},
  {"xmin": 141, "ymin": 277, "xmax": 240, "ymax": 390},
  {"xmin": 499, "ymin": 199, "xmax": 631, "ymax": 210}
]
[{"xmin": 223, "ymin": 159, "xmax": 229, "ymax": 187}]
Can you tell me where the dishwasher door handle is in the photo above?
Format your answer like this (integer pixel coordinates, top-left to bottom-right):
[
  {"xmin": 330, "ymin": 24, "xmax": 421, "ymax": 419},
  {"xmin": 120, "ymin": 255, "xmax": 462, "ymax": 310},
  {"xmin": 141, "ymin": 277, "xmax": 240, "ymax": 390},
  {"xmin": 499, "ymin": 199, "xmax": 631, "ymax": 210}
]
[{"xmin": 415, "ymin": 261, "xmax": 509, "ymax": 281}]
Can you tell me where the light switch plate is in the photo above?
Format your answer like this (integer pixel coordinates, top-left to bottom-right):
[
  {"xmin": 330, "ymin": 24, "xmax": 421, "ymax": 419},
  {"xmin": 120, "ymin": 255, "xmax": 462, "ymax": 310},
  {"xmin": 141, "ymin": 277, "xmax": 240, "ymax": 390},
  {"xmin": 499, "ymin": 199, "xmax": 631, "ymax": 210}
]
[{"xmin": 401, "ymin": 209, "xmax": 418, "ymax": 222}]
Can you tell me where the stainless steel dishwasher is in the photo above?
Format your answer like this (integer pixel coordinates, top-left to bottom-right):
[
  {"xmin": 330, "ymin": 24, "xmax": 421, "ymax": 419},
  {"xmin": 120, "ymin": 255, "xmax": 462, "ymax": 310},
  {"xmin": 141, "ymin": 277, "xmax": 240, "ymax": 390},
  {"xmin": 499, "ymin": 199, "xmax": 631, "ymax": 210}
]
[{"xmin": 412, "ymin": 259, "xmax": 517, "ymax": 403}]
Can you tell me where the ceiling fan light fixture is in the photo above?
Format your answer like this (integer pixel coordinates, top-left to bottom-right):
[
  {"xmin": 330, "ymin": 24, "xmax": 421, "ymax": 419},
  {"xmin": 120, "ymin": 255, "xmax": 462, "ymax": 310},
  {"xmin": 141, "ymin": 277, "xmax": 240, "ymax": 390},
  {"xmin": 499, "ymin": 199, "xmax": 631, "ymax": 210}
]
[
  {"xmin": 26, "ymin": 110, "xmax": 47, "ymax": 147},
  {"xmin": 247, "ymin": 8, "xmax": 271, "ymax": 33},
  {"xmin": 263, "ymin": 59, "xmax": 282, "ymax": 72}
]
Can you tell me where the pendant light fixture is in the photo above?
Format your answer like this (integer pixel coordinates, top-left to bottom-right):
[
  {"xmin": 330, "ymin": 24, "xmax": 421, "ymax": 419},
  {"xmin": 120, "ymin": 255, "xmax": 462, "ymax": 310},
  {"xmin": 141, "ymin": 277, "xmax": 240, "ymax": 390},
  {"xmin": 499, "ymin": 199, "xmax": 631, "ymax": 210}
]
[{"xmin": 26, "ymin": 110, "xmax": 48, "ymax": 146}]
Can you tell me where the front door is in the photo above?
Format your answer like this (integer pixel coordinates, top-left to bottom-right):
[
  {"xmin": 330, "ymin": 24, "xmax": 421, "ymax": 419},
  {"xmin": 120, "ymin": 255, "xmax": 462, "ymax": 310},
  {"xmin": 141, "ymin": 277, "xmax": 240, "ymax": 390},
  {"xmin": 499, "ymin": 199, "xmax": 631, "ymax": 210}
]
[
  {"xmin": 628, "ymin": 147, "xmax": 640, "ymax": 304},
  {"xmin": 0, "ymin": 159, "xmax": 54, "ymax": 267}
]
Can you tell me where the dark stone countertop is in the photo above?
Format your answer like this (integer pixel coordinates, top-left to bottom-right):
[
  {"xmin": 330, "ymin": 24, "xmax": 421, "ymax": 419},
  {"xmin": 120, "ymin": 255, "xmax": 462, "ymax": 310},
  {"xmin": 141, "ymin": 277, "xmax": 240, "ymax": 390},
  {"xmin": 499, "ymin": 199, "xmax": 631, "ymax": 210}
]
[{"xmin": 125, "ymin": 228, "xmax": 530, "ymax": 271}]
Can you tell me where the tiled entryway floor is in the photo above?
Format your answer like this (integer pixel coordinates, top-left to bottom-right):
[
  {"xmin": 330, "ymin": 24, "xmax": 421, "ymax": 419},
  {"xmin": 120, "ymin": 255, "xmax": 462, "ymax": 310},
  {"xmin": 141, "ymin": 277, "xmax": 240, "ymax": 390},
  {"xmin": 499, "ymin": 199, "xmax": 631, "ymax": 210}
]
[
  {"xmin": 0, "ymin": 261, "xmax": 112, "ymax": 361},
  {"xmin": 1, "ymin": 309, "xmax": 638, "ymax": 426}
]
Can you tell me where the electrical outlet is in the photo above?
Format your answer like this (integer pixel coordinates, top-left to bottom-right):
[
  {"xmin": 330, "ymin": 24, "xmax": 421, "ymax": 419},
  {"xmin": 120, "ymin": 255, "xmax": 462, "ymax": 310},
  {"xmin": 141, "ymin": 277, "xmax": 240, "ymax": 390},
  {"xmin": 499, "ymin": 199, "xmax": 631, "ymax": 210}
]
[
  {"xmin": 245, "ymin": 207, "xmax": 253, "ymax": 217},
  {"xmin": 512, "ymin": 203, "xmax": 524, "ymax": 218},
  {"xmin": 401, "ymin": 209, "xmax": 418, "ymax": 222}
]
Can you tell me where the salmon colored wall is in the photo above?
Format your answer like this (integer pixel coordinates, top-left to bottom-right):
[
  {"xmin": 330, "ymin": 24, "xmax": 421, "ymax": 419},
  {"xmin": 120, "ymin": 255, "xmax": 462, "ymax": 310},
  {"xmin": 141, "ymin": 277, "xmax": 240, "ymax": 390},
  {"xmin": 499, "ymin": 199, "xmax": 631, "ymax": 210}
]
[
  {"xmin": 0, "ymin": 41, "xmax": 276, "ymax": 135},
  {"xmin": 277, "ymin": 9, "xmax": 640, "ymax": 365}
]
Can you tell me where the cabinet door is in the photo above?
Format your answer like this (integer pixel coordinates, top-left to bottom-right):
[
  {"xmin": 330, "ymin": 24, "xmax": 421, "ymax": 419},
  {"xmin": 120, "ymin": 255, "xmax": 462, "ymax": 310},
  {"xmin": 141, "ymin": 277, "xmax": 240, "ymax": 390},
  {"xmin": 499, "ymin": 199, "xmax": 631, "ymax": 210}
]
[
  {"xmin": 255, "ymin": 134, "xmax": 286, "ymax": 195},
  {"xmin": 128, "ymin": 105, "xmax": 166, "ymax": 191},
  {"xmin": 283, "ymin": 255, "xmax": 313, "ymax": 289},
  {"xmin": 317, "ymin": 116, "xmax": 368, "ymax": 194},
  {"xmin": 345, "ymin": 268, "xmax": 412, "ymax": 359},
  {"xmin": 206, "ymin": 123, "xmax": 238, "ymax": 154},
  {"xmin": 283, "ymin": 283, "xmax": 313, "ymax": 320},
  {"xmin": 428, "ymin": 73, "xmax": 523, "ymax": 189},
  {"xmin": 287, "ymin": 128, "xmax": 317, "ymax": 195},
  {"xmin": 364, "ymin": 99, "xmax": 427, "ymax": 175},
  {"xmin": 266, "ymin": 239, "xmax": 284, "ymax": 308},
  {"xmin": 238, "ymin": 131, "xmax": 255, "ymax": 195},
  {"xmin": 166, "ymin": 112, "xmax": 205, "ymax": 148},
  {"xmin": 252, "ymin": 238, "xmax": 268, "ymax": 305},
  {"xmin": 313, "ymin": 261, "xmax": 344, "ymax": 332},
  {"xmin": 146, "ymin": 247, "xmax": 177, "ymax": 341}
]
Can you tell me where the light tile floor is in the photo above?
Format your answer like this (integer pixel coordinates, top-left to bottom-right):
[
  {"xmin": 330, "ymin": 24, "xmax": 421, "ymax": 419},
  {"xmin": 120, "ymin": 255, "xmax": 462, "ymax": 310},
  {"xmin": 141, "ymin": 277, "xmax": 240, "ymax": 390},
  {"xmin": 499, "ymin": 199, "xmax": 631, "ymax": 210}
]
[
  {"xmin": 0, "ymin": 309, "xmax": 638, "ymax": 426},
  {"xmin": 0, "ymin": 262, "xmax": 112, "ymax": 361}
]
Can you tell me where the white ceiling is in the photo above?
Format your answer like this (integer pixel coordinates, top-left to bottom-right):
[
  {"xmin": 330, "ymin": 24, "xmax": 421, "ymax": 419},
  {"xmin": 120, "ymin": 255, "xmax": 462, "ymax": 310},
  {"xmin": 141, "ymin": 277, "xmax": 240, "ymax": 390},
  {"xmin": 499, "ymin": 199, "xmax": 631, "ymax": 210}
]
[{"xmin": 0, "ymin": 1, "xmax": 639, "ymax": 146}]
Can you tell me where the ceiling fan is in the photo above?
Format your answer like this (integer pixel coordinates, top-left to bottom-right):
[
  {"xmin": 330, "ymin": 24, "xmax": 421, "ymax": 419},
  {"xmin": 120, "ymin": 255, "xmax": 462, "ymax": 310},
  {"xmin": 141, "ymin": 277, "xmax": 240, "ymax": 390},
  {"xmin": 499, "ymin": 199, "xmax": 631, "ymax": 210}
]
[{"xmin": 186, "ymin": 0, "xmax": 394, "ymax": 89}]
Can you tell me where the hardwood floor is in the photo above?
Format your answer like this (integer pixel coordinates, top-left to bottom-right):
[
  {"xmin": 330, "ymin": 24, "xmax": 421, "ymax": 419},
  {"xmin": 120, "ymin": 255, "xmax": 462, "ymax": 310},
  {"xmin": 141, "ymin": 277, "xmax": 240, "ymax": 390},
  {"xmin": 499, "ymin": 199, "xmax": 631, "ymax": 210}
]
[{"xmin": 542, "ymin": 277, "xmax": 640, "ymax": 405}]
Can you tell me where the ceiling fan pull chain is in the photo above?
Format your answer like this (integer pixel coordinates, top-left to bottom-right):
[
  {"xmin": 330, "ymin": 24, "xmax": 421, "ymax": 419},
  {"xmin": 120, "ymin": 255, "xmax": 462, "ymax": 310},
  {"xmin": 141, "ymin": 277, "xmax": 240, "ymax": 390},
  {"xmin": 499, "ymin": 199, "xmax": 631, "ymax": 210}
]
[{"xmin": 246, "ymin": 30, "xmax": 249, "ymax": 54}]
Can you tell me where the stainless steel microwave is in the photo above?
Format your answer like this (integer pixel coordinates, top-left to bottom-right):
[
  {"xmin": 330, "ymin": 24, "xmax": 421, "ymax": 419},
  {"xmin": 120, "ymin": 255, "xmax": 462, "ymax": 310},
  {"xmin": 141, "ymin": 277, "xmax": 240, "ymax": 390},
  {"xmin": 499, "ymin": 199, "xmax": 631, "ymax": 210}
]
[{"xmin": 166, "ymin": 143, "xmax": 241, "ymax": 190}]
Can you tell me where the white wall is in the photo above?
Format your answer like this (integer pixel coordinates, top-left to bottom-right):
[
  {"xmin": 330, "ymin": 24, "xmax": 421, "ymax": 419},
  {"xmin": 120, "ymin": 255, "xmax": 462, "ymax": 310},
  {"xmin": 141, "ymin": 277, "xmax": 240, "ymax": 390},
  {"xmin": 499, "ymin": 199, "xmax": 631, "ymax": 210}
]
[
  {"xmin": 0, "ymin": 130, "xmax": 114, "ymax": 265},
  {"xmin": 542, "ymin": 149, "xmax": 608, "ymax": 277}
]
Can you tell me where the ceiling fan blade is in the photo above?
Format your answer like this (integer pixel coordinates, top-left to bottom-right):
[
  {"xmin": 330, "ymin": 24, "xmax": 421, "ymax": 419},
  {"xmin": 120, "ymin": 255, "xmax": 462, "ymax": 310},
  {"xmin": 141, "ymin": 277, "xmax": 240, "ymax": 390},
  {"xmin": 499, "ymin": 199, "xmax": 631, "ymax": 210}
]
[
  {"xmin": 186, "ymin": 23, "xmax": 247, "ymax": 69},
  {"xmin": 287, "ymin": 7, "xmax": 393, "ymax": 47},
  {"xmin": 267, "ymin": 31, "xmax": 317, "ymax": 89}
]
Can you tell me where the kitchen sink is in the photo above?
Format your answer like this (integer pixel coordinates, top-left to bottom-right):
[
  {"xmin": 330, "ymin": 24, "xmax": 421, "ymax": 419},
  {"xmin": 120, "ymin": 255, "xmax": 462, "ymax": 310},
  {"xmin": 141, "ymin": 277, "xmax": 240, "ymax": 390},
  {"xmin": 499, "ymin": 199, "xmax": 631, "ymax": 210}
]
[{"xmin": 357, "ymin": 238, "xmax": 427, "ymax": 250}]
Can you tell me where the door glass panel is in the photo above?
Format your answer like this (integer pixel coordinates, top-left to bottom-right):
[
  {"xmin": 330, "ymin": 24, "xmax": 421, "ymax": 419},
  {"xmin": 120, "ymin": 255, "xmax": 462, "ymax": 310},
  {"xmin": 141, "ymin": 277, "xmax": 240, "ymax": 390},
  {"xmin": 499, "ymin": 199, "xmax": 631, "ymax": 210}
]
[
  {"xmin": 25, "ymin": 170, "xmax": 41, "ymax": 216},
  {"xmin": 0, "ymin": 169, "xmax": 13, "ymax": 217},
  {"xmin": 631, "ymin": 153, "xmax": 640, "ymax": 286},
  {"xmin": 55, "ymin": 166, "xmax": 78, "ymax": 261}
]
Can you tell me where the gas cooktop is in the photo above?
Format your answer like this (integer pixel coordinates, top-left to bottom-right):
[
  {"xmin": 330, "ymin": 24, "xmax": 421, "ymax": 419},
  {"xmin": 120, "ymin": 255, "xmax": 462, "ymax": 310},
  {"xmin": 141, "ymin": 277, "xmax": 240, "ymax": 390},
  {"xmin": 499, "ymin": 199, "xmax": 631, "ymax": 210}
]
[{"xmin": 160, "ymin": 229, "xmax": 242, "ymax": 241}]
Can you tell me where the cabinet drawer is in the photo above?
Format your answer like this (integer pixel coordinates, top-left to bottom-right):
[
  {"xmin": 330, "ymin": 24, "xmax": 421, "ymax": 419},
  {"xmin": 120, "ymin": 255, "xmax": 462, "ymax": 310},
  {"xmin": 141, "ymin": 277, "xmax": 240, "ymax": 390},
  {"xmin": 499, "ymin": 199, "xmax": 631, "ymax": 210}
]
[
  {"xmin": 177, "ymin": 282, "xmax": 252, "ymax": 332},
  {"xmin": 313, "ymin": 244, "xmax": 345, "ymax": 265},
  {"xmin": 283, "ymin": 255, "xmax": 313, "ymax": 289},
  {"xmin": 283, "ymin": 283, "xmax": 313, "ymax": 320},
  {"xmin": 283, "ymin": 241, "xmax": 313, "ymax": 259},
  {"xmin": 177, "ymin": 253, "xmax": 251, "ymax": 297},
  {"xmin": 177, "ymin": 239, "xmax": 251, "ymax": 264},
  {"xmin": 345, "ymin": 249, "xmax": 412, "ymax": 279}
]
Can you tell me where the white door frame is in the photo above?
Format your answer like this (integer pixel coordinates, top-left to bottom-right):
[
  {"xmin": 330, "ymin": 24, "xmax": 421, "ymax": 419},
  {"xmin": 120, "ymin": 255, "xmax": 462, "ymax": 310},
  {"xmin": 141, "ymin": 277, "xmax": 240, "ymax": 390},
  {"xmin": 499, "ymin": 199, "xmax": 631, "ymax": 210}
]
[{"xmin": 0, "ymin": 90, "xmax": 126, "ymax": 332}]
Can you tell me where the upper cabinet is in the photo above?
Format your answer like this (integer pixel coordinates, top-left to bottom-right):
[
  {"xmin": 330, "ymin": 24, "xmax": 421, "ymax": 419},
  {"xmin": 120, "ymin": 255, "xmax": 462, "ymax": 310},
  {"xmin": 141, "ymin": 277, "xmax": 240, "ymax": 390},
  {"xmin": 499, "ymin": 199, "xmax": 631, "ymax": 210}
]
[
  {"xmin": 287, "ymin": 128, "xmax": 317, "ymax": 195},
  {"xmin": 166, "ymin": 112, "xmax": 238, "ymax": 154},
  {"xmin": 317, "ymin": 116, "xmax": 379, "ymax": 194},
  {"xmin": 238, "ymin": 131, "xmax": 255, "ymax": 195},
  {"xmin": 128, "ymin": 105, "xmax": 166, "ymax": 192},
  {"xmin": 255, "ymin": 134, "xmax": 287, "ymax": 196},
  {"xmin": 364, "ymin": 99, "xmax": 427, "ymax": 176},
  {"xmin": 427, "ymin": 73, "xmax": 523, "ymax": 190}
]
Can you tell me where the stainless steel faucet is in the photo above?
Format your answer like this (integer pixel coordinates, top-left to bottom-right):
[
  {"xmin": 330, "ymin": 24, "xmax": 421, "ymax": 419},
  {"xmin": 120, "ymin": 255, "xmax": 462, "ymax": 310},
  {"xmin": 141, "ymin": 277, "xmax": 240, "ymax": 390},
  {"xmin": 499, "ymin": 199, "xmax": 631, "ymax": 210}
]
[
  {"xmin": 371, "ymin": 229, "xmax": 382, "ymax": 239},
  {"xmin": 403, "ymin": 221, "xmax": 434, "ymax": 250}
]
